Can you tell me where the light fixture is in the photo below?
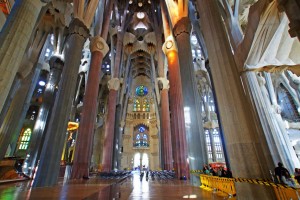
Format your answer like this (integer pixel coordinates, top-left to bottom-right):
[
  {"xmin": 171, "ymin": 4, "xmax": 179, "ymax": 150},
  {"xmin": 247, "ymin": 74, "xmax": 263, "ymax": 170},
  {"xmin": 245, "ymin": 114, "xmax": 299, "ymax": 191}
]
[
  {"xmin": 129, "ymin": 0, "xmax": 133, "ymax": 4},
  {"xmin": 137, "ymin": 12, "xmax": 145, "ymax": 19},
  {"xmin": 138, "ymin": 2, "xmax": 143, "ymax": 7},
  {"xmin": 39, "ymin": 80, "xmax": 46, "ymax": 86}
]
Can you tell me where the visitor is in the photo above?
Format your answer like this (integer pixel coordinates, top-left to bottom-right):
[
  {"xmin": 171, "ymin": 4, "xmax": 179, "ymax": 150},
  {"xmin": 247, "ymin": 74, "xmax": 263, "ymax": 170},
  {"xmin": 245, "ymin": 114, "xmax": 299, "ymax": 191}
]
[
  {"xmin": 203, "ymin": 165, "xmax": 210, "ymax": 175},
  {"xmin": 294, "ymin": 168, "xmax": 300, "ymax": 185},
  {"xmin": 275, "ymin": 162, "xmax": 295, "ymax": 187}
]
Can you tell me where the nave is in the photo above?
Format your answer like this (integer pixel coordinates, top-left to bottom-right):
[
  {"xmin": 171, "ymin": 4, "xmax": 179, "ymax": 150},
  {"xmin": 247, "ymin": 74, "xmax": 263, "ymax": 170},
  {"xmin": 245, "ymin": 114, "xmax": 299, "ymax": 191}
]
[{"xmin": 0, "ymin": 172, "xmax": 225, "ymax": 199}]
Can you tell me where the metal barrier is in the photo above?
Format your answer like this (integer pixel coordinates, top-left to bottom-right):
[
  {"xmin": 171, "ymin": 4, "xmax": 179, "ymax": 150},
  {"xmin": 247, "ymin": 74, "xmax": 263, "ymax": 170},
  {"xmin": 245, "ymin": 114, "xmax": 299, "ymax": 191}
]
[
  {"xmin": 200, "ymin": 174, "xmax": 236, "ymax": 198},
  {"xmin": 199, "ymin": 174, "xmax": 300, "ymax": 199},
  {"xmin": 273, "ymin": 186, "xmax": 300, "ymax": 200}
]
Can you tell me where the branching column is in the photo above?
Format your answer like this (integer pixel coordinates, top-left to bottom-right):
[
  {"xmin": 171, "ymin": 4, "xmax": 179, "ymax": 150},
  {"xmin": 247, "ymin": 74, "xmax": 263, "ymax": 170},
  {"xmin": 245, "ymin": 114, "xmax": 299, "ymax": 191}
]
[
  {"xmin": 71, "ymin": 36, "xmax": 109, "ymax": 179},
  {"xmin": 0, "ymin": 64, "xmax": 42, "ymax": 160},
  {"xmin": 32, "ymin": 19, "xmax": 89, "ymax": 187},
  {"xmin": 23, "ymin": 57, "xmax": 63, "ymax": 178},
  {"xmin": 102, "ymin": 78, "xmax": 121, "ymax": 171},
  {"xmin": 157, "ymin": 77, "xmax": 173, "ymax": 170},
  {"xmin": 0, "ymin": 0, "xmax": 43, "ymax": 112},
  {"xmin": 173, "ymin": 17, "xmax": 206, "ymax": 184},
  {"xmin": 162, "ymin": 36, "xmax": 188, "ymax": 178},
  {"xmin": 208, "ymin": 129, "xmax": 217, "ymax": 162},
  {"xmin": 196, "ymin": 0, "xmax": 275, "ymax": 198}
]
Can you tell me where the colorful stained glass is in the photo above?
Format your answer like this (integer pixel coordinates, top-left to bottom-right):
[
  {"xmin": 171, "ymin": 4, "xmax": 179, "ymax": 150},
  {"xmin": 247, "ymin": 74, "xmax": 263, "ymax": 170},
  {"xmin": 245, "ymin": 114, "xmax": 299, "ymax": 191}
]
[
  {"xmin": 139, "ymin": 126, "xmax": 145, "ymax": 133},
  {"xmin": 135, "ymin": 85, "xmax": 148, "ymax": 96},
  {"xmin": 18, "ymin": 128, "xmax": 32, "ymax": 150}
]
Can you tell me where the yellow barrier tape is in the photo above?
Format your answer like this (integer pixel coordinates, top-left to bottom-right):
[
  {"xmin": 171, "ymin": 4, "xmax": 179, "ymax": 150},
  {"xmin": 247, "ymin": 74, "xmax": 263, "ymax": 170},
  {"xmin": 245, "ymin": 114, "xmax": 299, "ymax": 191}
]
[{"xmin": 190, "ymin": 171, "xmax": 298, "ymax": 190}]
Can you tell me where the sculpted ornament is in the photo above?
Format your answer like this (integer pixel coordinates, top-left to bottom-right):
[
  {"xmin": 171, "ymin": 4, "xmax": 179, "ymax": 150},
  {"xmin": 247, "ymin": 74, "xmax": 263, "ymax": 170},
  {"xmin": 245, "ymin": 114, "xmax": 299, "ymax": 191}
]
[
  {"xmin": 90, "ymin": 36, "xmax": 109, "ymax": 56},
  {"xmin": 108, "ymin": 78, "xmax": 121, "ymax": 91},
  {"xmin": 162, "ymin": 35, "xmax": 178, "ymax": 55},
  {"xmin": 157, "ymin": 77, "xmax": 170, "ymax": 90}
]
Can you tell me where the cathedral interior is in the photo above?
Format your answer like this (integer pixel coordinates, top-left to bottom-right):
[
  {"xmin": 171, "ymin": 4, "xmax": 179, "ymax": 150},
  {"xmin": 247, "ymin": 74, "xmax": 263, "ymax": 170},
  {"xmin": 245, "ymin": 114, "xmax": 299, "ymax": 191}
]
[{"xmin": 0, "ymin": 0, "xmax": 300, "ymax": 199}]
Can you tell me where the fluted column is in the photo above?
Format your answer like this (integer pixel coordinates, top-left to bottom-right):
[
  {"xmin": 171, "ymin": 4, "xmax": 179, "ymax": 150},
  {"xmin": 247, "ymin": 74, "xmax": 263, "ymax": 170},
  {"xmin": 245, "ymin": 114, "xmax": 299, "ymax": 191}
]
[
  {"xmin": 23, "ymin": 56, "xmax": 63, "ymax": 178},
  {"xmin": 162, "ymin": 36, "xmax": 188, "ymax": 178},
  {"xmin": 196, "ymin": 0, "xmax": 275, "ymax": 198},
  {"xmin": 0, "ymin": 0, "xmax": 43, "ymax": 113},
  {"xmin": 33, "ymin": 19, "xmax": 89, "ymax": 187},
  {"xmin": 173, "ymin": 17, "xmax": 206, "ymax": 184},
  {"xmin": 102, "ymin": 78, "xmax": 121, "ymax": 171},
  {"xmin": 71, "ymin": 36, "xmax": 109, "ymax": 179},
  {"xmin": 157, "ymin": 77, "xmax": 173, "ymax": 170},
  {"xmin": 0, "ymin": 64, "xmax": 42, "ymax": 160}
]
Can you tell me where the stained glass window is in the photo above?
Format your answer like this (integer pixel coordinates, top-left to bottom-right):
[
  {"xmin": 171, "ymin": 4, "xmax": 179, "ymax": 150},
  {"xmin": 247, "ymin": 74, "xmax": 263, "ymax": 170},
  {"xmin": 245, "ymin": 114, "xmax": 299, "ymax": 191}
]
[
  {"xmin": 143, "ymin": 134, "xmax": 147, "ymax": 140},
  {"xmin": 143, "ymin": 98, "xmax": 150, "ymax": 112},
  {"xmin": 135, "ymin": 85, "xmax": 148, "ymax": 96},
  {"xmin": 134, "ymin": 125, "xmax": 149, "ymax": 147},
  {"xmin": 133, "ymin": 98, "xmax": 141, "ymax": 112},
  {"xmin": 139, "ymin": 126, "xmax": 145, "ymax": 133},
  {"xmin": 18, "ymin": 128, "xmax": 32, "ymax": 150}
]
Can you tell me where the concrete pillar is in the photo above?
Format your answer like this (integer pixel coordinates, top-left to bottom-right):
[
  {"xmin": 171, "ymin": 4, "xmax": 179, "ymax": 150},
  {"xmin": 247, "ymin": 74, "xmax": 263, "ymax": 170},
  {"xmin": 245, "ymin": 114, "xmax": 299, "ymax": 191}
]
[
  {"xmin": 0, "ymin": 64, "xmax": 42, "ymax": 160},
  {"xmin": 173, "ymin": 17, "xmax": 206, "ymax": 184},
  {"xmin": 32, "ymin": 18, "xmax": 89, "ymax": 187},
  {"xmin": 0, "ymin": 0, "xmax": 43, "ymax": 113},
  {"xmin": 196, "ymin": 0, "xmax": 275, "ymax": 198},
  {"xmin": 71, "ymin": 36, "xmax": 108, "ymax": 179},
  {"xmin": 162, "ymin": 36, "xmax": 188, "ymax": 179},
  {"xmin": 157, "ymin": 77, "xmax": 173, "ymax": 170},
  {"xmin": 23, "ymin": 56, "xmax": 63, "ymax": 178}
]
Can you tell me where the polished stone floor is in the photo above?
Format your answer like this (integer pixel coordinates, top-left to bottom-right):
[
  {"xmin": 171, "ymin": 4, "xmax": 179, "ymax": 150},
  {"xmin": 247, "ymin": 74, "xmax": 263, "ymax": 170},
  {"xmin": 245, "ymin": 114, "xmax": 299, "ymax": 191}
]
[{"xmin": 0, "ymin": 172, "xmax": 226, "ymax": 199}]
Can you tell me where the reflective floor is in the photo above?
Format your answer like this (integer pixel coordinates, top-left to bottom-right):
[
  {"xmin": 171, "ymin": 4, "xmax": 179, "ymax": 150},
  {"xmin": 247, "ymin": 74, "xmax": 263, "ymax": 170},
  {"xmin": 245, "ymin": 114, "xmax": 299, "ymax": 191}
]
[{"xmin": 0, "ymin": 172, "xmax": 226, "ymax": 199}]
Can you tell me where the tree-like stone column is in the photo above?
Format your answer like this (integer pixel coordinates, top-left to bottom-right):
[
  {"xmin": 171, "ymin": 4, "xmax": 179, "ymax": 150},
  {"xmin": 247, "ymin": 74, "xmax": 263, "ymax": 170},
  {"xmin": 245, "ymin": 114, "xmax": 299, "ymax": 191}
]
[
  {"xmin": 157, "ymin": 77, "xmax": 173, "ymax": 170},
  {"xmin": 0, "ymin": 0, "xmax": 43, "ymax": 113},
  {"xmin": 208, "ymin": 129, "xmax": 217, "ymax": 162},
  {"xmin": 0, "ymin": 64, "xmax": 42, "ymax": 160},
  {"xmin": 196, "ymin": 0, "xmax": 275, "ymax": 198},
  {"xmin": 162, "ymin": 36, "xmax": 188, "ymax": 178},
  {"xmin": 173, "ymin": 17, "xmax": 207, "ymax": 185},
  {"xmin": 23, "ymin": 56, "xmax": 64, "ymax": 178},
  {"xmin": 102, "ymin": 78, "xmax": 121, "ymax": 171},
  {"xmin": 32, "ymin": 19, "xmax": 89, "ymax": 187},
  {"xmin": 71, "ymin": 36, "xmax": 109, "ymax": 179}
]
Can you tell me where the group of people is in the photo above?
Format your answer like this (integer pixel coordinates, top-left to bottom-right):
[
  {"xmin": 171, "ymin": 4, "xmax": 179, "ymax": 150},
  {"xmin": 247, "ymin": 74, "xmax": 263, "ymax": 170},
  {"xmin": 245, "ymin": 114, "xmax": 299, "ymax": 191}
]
[
  {"xmin": 202, "ymin": 161, "xmax": 300, "ymax": 188},
  {"xmin": 274, "ymin": 162, "xmax": 300, "ymax": 187},
  {"xmin": 202, "ymin": 164, "xmax": 232, "ymax": 178}
]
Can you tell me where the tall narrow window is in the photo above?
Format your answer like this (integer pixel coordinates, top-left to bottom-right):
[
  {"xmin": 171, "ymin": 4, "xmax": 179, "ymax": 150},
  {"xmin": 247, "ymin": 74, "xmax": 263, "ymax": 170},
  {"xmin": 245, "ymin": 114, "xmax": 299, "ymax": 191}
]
[
  {"xmin": 133, "ymin": 98, "xmax": 141, "ymax": 112},
  {"xmin": 142, "ymin": 98, "xmax": 150, "ymax": 112},
  {"xmin": 18, "ymin": 128, "xmax": 32, "ymax": 150},
  {"xmin": 133, "ymin": 125, "xmax": 149, "ymax": 147}
]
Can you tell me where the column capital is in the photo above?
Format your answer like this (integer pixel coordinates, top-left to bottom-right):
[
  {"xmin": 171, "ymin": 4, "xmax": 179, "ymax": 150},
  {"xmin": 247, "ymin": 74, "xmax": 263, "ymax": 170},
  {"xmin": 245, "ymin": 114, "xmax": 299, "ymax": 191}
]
[
  {"xmin": 203, "ymin": 121, "xmax": 219, "ymax": 129},
  {"xmin": 69, "ymin": 18, "xmax": 89, "ymax": 39},
  {"xmin": 90, "ymin": 36, "xmax": 109, "ymax": 56},
  {"xmin": 173, "ymin": 17, "xmax": 192, "ymax": 38},
  {"xmin": 108, "ymin": 78, "xmax": 121, "ymax": 91},
  {"xmin": 157, "ymin": 77, "xmax": 169, "ymax": 90},
  {"xmin": 162, "ymin": 35, "xmax": 178, "ymax": 55}
]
